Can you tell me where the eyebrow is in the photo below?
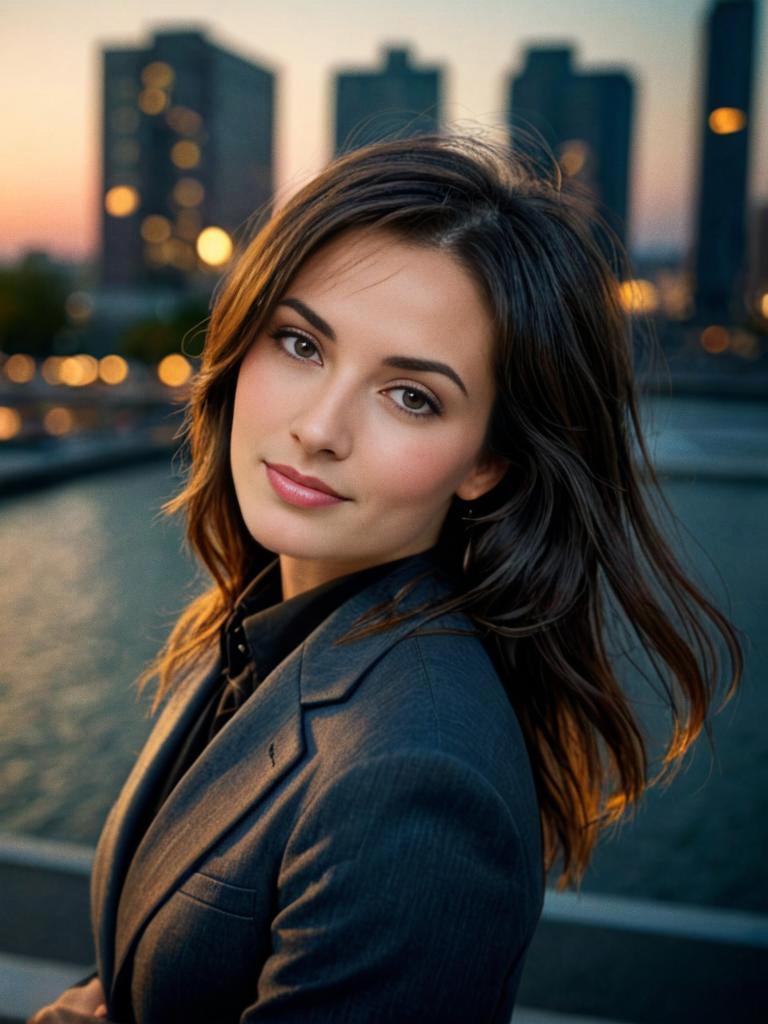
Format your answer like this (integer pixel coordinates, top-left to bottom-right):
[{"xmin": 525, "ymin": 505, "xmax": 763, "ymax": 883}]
[{"xmin": 277, "ymin": 296, "xmax": 469, "ymax": 399}]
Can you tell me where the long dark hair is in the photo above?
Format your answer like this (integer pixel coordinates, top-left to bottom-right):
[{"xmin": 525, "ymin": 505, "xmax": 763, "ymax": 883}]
[{"xmin": 138, "ymin": 130, "xmax": 743, "ymax": 891}]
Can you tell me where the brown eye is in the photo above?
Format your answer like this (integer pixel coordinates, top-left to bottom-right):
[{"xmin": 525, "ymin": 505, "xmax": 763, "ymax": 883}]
[
  {"xmin": 403, "ymin": 389, "xmax": 428, "ymax": 410},
  {"xmin": 269, "ymin": 328, "xmax": 322, "ymax": 364},
  {"xmin": 295, "ymin": 338, "xmax": 316, "ymax": 357},
  {"xmin": 388, "ymin": 386, "xmax": 441, "ymax": 420}
]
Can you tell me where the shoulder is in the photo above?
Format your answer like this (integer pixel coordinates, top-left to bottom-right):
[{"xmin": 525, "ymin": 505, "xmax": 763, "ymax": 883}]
[
  {"xmin": 265, "ymin": 741, "xmax": 543, "ymax": 1021},
  {"xmin": 360, "ymin": 612, "xmax": 531, "ymax": 778},
  {"xmin": 304, "ymin": 605, "xmax": 541, "ymax": 860}
]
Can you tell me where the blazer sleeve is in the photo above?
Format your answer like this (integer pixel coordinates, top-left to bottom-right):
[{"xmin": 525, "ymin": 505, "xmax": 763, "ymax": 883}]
[
  {"xmin": 241, "ymin": 748, "xmax": 537, "ymax": 1024},
  {"xmin": 69, "ymin": 966, "xmax": 98, "ymax": 988}
]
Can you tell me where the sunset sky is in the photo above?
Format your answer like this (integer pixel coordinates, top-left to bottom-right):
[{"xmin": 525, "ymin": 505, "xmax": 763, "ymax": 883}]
[{"xmin": 1, "ymin": 0, "xmax": 765, "ymax": 262}]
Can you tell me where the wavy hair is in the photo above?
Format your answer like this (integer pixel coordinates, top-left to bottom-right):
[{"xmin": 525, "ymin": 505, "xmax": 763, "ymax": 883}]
[{"xmin": 137, "ymin": 129, "xmax": 743, "ymax": 891}]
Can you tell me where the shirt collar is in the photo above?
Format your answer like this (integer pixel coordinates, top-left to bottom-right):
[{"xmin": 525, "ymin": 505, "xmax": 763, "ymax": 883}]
[{"xmin": 225, "ymin": 546, "xmax": 441, "ymax": 683}]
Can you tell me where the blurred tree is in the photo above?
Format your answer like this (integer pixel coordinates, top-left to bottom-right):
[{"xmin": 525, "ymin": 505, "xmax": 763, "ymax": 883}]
[
  {"xmin": 0, "ymin": 253, "xmax": 69, "ymax": 356},
  {"xmin": 119, "ymin": 297, "xmax": 210, "ymax": 363}
]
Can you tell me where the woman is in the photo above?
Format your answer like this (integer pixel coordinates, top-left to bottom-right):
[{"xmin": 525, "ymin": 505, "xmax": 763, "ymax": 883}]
[{"xmin": 30, "ymin": 131, "xmax": 742, "ymax": 1024}]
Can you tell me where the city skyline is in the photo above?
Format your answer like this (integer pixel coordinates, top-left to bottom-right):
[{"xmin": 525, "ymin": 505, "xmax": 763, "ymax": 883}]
[{"xmin": 2, "ymin": 0, "xmax": 766, "ymax": 262}]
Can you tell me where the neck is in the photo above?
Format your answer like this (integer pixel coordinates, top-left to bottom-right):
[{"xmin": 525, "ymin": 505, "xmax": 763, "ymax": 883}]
[{"xmin": 278, "ymin": 546, "xmax": 435, "ymax": 601}]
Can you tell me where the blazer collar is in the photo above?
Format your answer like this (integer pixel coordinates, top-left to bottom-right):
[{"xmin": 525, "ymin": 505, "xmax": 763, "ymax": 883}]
[
  {"xmin": 100, "ymin": 551, "xmax": 463, "ymax": 1008},
  {"xmin": 299, "ymin": 550, "xmax": 461, "ymax": 705}
]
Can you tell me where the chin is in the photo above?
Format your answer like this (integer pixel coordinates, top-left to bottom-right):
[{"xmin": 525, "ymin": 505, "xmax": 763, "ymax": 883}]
[{"xmin": 241, "ymin": 509, "xmax": 353, "ymax": 560}]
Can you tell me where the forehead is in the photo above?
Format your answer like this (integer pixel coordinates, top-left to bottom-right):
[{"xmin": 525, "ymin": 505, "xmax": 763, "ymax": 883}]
[{"xmin": 282, "ymin": 227, "xmax": 496, "ymax": 374}]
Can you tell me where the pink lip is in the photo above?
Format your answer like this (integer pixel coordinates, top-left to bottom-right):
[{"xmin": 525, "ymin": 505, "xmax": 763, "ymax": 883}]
[{"xmin": 264, "ymin": 462, "xmax": 348, "ymax": 508}]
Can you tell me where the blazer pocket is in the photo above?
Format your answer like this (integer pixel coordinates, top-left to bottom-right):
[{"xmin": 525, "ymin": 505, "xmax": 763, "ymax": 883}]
[{"xmin": 178, "ymin": 870, "xmax": 258, "ymax": 920}]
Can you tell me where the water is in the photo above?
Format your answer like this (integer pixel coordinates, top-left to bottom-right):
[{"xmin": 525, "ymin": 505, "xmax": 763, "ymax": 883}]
[
  {"xmin": 0, "ymin": 398, "xmax": 765, "ymax": 914},
  {"xmin": 0, "ymin": 465, "xmax": 200, "ymax": 843}
]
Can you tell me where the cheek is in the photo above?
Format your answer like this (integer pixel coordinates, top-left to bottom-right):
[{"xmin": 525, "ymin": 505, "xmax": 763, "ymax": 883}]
[
  {"xmin": 366, "ymin": 429, "xmax": 478, "ymax": 507},
  {"xmin": 232, "ymin": 347, "xmax": 283, "ymax": 439}
]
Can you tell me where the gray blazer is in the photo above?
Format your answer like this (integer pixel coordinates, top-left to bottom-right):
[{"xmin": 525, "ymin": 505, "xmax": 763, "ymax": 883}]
[{"xmin": 91, "ymin": 554, "xmax": 545, "ymax": 1023}]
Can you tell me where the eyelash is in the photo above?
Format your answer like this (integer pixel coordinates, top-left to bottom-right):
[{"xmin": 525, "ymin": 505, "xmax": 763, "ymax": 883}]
[{"xmin": 266, "ymin": 328, "xmax": 444, "ymax": 420}]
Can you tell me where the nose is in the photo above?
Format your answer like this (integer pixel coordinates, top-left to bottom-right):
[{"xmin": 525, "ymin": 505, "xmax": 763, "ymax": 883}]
[{"xmin": 289, "ymin": 375, "xmax": 354, "ymax": 459}]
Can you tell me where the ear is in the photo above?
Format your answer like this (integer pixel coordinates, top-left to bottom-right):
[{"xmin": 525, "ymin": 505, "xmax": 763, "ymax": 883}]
[{"xmin": 454, "ymin": 451, "xmax": 510, "ymax": 502}]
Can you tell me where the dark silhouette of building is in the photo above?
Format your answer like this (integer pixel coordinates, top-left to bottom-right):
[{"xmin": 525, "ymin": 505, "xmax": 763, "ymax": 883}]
[
  {"xmin": 747, "ymin": 200, "xmax": 768, "ymax": 324},
  {"xmin": 692, "ymin": 0, "xmax": 757, "ymax": 323},
  {"xmin": 334, "ymin": 45, "xmax": 441, "ymax": 156},
  {"xmin": 100, "ymin": 27, "xmax": 275, "ymax": 289},
  {"xmin": 507, "ymin": 46, "xmax": 634, "ymax": 252}
]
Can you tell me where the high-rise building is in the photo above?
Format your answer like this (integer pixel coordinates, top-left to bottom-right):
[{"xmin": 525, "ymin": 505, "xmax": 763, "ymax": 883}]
[
  {"xmin": 334, "ymin": 46, "xmax": 441, "ymax": 156},
  {"xmin": 692, "ymin": 0, "xmax": 757, "ymax": 323},
  {"xmin": 507, "ymin": 46, "xmax": 634, "ymax": 253},
  {"xmin": 100, "ymin": 28, "xmax": 275, "ymax": 289}
]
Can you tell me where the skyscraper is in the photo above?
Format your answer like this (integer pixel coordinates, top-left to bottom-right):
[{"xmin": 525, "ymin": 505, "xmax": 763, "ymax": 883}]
[
  {"xmin": 507, "ymin": 46, "xmax": 634, "ymax": 253},
  {"xmin": 692, "ymin": 0, "xmax": 757, "ymax": 323},
  {"xmin": 100, "ymin": 28, "xmax": 275, "ymax": 289},
  {"xmin": 334, "ymin": 46, "xmax": 441, "ymax": 157}
]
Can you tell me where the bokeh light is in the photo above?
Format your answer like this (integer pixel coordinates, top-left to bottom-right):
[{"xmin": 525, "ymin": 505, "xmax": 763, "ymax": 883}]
[
  {"xmin": 708, "ymin": 107, "xmax": 747, "ymax": 134},
  {"xmin": 166, "ymin": 106, "xmax": 202, "ymax": 135},
  {"xmin": 140, "ymin": 215, "xmax": 172, "ymax": 243},
  {"xmin": 700, "ymin": 325, "xmax": 730, "ymax": 354},
  {"xmin": 157, "ymin": 353, "xmax": 193, "ymax": 387},
  {"xmin": 730, "ymin": 331, "xmax": 760, "ymax": 360},
  {"xmin": 104, "ymin": 185, "xmax": 140, "ymax": 217},
  {"xmin": 59, "ymin": 355, "xmax": 99, "ymax": 387},
  {"xmin": 141, "ymin": 61, "xmax": 174, "ymax": 88},
  {"xmin": 0, "ymin": 406, "xmax": 22, "ymax": 440},
  {"xmin": 196, "ymin": 226, "xmax": 233, "ymax": 266},
  {"xmin": 43, "ymin": 406, "xmax": 76, "ymax": 435},
  {"xmin": 558, "ymin": 139, "xmax": 589, "ymax": 176},
  {"xmin": 98, "ymin": 354, "xmax": 129, "ymax": 385},
  {"xmin": 138, "ymin": 88, "xmax": 169, "ymax": 115},
  {"xmin": 619, "ymin": 279, "xmax": 659, "ymax": 315},
  {"xmin": 3, "ymin": 353, "xmax": 36, "ymax": 383},
  {"xmin": 171, "ymin": 141, "xmax": 201, "ymax": 169},
  {"xmin": 41, "ymin": 356, "xmax": 65, "ymax": 385},
  {"xmin": 172, "ymin": 178, "xmax": 205, "ymax": 207}
]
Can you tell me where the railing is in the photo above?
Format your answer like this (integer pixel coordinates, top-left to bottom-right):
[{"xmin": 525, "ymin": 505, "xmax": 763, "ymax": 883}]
[{"xmin": 1, "ymin": 833, "xmax": 765, "ymax": 1024}]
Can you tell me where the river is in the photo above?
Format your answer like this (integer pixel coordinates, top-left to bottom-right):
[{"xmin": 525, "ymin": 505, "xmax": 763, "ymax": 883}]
[{"xmin": 1, "ymin": 396, "xmax": 765, "ymax": 914}]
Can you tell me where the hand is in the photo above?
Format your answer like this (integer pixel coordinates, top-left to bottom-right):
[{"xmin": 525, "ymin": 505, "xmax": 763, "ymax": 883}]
[{"xmin": 27, "ymin": 975, "xmax": 111, "ymax": 1023}]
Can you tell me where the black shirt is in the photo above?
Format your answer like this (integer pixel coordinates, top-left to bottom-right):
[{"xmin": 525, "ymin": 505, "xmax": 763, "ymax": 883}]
[{"xmin": 146, "ymin": 545, "xmax": 441, "ymax": 823}]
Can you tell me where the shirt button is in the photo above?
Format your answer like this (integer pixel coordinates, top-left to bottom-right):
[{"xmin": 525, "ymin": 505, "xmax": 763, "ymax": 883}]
[{"xmin": 237, "ymin": 643, "xmax": 247, "ymax": 654}]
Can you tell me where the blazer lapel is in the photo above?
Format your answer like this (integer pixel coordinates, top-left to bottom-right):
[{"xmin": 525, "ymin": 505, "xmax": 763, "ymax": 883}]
[
  {"xmin": 91, "ymin": 648, "xmax": 222, "ymax": 993},
  {"xmin": 109, "ymin": 640, "xmax": 306, "ymax": 1001},
  {"xmin": 101, "ymin": 553, "xmax": 463, "ymax": 1004}
]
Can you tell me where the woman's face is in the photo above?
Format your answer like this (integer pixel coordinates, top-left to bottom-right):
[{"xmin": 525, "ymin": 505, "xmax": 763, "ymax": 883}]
[{"xmin": 230, "ymin": 226, "xmax": 508, "ymax": 591}]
